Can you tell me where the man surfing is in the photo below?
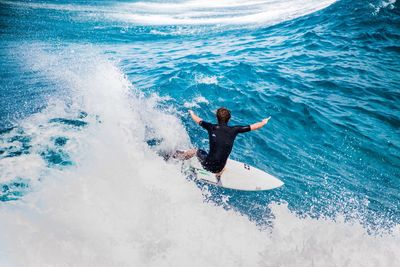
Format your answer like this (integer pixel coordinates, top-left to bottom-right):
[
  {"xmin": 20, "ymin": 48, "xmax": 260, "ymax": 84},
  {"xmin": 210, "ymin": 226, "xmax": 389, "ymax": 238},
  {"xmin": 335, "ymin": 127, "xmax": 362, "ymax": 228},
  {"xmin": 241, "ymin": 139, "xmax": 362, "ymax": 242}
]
[{"xmin": 176, "ymin": 107, "xmax": 270, "ymax": 181}]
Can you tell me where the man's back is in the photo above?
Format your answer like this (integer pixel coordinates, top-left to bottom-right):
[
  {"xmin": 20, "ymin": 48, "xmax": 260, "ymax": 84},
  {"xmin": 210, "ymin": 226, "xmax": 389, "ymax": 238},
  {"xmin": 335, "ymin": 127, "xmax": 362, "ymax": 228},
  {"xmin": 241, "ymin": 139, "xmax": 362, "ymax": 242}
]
[{"xmin": 199, "ymin": 121, "xmax": 250, "ymax": 172}]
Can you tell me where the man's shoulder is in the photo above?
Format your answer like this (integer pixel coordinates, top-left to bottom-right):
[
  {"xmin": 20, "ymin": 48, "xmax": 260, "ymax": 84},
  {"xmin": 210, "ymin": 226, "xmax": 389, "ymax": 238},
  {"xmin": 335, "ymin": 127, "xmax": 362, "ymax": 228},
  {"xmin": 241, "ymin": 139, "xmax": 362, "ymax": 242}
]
[{"xmin": 200, "ymin": 120, "xmax": 215, "ymax": 129}]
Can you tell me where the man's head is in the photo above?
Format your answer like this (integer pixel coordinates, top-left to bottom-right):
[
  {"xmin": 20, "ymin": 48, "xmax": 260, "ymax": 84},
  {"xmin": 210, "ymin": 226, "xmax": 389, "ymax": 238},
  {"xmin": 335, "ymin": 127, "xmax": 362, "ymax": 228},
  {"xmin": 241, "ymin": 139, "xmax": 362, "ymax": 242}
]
[{"xmin": 216, "ymin": 107, "xmax": 231, "ymax": 124}]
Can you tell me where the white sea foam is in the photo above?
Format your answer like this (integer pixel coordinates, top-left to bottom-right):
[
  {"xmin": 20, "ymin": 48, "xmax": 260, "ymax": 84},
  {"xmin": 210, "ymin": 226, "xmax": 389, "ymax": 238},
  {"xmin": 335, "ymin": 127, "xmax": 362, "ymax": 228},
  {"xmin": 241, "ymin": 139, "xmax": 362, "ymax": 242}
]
[
  {"xmin": 0, "ymin": 154, "xmax": 44, "ymax": 184},
  {"xmin": 0, "ymin": 0, "xmax": 100, "ymax": 12},
  {"xmin": 183, "ymin": 96, "xmax": 210, "ymax": 108},
  {"xmin": 0, "ymin": 45, "xmax": 399, "ymax": 267},
  {"xmin": 195, "ymin": 74, "xmax": 219, "ymax": 85},
  {"xmin": 111, "ymin": 0, "xmax": 337, "ymax": 26},
  {"xmin": 371, "ymin": 0, "xmax": 397, "ymax": 15}
]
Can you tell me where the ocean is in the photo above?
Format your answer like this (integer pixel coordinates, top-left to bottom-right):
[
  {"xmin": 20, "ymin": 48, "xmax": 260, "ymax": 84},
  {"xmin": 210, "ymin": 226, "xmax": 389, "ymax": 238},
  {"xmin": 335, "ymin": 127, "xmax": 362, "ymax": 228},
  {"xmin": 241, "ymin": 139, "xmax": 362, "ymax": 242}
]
[{"xmin": 0, "ymin": 0, "xmax": 399, "ymax": 266}]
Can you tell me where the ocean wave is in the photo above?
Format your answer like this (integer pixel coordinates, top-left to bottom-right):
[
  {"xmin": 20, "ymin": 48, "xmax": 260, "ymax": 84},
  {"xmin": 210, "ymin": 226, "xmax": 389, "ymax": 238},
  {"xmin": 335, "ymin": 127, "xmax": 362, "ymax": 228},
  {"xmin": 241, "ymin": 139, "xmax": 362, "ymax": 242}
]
[
  {"xmin": 1, "ymin": 0, "xmax": 400, "ymax": 265},
  {"xmin": 1, "ymin": 0, "xmax": 337, "ymax": 27},
  {"xmin": 111, "ymin": 0, "xmax": 337, "ymax": 26}
]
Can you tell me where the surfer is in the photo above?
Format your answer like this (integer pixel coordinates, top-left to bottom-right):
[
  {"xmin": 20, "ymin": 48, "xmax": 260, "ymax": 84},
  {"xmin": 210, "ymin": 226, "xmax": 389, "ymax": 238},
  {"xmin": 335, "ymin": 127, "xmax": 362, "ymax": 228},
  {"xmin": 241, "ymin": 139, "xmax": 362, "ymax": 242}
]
[{"xmin": 176, "ymin": 108, "xmax": 270, "ymax": 180}]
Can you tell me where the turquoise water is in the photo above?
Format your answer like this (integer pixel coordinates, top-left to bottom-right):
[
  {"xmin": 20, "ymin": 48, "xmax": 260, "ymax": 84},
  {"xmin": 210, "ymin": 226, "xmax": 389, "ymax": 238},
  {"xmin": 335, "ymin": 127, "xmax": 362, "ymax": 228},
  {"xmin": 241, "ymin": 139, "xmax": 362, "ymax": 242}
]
[{"xmin": 1, "ymin": 0, "xmax": 400, "ymax": 266}]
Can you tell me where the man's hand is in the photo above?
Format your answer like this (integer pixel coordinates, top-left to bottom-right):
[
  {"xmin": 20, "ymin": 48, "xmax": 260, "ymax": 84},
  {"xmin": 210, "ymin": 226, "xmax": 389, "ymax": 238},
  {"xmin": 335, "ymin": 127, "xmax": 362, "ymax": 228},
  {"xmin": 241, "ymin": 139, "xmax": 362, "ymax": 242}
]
[
  {"xmin": 250, "ymin": 116, "xmax": 271, "ymax": 131},
  {"xmin": 261, "ymin": 116, "xmax": 271, "ymax": 126},
  {"xmin": 189, "ymin": 109, "xmax": 202, "ymax": 125}
]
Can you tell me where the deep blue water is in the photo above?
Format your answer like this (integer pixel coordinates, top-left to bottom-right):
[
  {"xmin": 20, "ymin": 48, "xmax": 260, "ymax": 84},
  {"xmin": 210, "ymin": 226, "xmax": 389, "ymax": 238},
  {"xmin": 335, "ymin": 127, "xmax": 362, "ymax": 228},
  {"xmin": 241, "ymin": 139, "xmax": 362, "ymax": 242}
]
[{"xmin": 0, "ymin": 0, "xmax": 399, "ymax": 246}]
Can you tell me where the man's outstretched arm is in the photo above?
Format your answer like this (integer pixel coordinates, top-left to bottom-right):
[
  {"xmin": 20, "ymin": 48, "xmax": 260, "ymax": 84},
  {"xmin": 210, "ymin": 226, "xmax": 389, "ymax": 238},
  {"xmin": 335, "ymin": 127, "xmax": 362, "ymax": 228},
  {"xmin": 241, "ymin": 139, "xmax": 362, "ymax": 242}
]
[
  {"xmin": 188, "ymin": 110, "xmax": 202, "ymax": 125},
  {"xmin": 250, "ymin": 116, "xmax": 271, "ymax": 131}
]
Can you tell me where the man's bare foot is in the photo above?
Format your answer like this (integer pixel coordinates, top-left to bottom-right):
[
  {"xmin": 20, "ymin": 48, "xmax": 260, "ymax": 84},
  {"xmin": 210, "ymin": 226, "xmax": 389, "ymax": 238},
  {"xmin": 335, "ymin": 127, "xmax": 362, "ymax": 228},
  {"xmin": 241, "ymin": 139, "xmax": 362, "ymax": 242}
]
[
  {"xmin": 215, "ymin": 168, "xmax": 225, "ymax": 185},
  {"xmin": 215, "ymin": 174, "xmax": 222, "ymax": 185},
  {"xmin": 172, "ymin": 149, "xmax": 197, "ymax": 160}
]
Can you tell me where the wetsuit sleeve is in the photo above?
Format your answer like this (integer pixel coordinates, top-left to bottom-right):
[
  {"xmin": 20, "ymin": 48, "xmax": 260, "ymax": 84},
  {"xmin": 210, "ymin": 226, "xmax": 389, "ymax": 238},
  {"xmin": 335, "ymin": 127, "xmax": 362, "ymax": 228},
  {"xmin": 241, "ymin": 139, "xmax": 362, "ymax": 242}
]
[
  {"xmin": 234, "ymin": 125, "xmax": 251, "ymax": 134},
  {"xmin": 199, "ymin": 120, "xmax": 213, "ymax": 130}
]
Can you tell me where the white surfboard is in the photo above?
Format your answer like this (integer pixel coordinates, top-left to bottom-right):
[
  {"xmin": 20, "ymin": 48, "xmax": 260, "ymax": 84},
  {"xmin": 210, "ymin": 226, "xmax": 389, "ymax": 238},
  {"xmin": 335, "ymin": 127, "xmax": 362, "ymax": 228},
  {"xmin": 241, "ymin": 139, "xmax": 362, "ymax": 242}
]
[{"xmin": 183, "ymin": 158, "xmax": 284, "ymax": 191}]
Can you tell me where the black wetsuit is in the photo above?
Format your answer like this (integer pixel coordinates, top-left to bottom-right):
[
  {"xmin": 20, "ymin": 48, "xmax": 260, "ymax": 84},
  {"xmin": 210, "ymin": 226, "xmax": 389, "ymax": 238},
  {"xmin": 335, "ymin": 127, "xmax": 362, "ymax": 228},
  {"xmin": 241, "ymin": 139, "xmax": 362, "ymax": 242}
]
[{"xmin": 197, "ymin": 121, "xmax": 251, "ymax": 173}]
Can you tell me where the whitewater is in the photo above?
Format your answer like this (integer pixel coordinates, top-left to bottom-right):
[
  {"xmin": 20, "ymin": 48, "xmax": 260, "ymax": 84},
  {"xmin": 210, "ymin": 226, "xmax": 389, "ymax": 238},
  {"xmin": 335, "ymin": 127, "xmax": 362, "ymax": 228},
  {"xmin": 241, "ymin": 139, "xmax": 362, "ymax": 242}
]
[{"xmin": 0, "ymin": 0, "xmax": 399, "ymax": 266}]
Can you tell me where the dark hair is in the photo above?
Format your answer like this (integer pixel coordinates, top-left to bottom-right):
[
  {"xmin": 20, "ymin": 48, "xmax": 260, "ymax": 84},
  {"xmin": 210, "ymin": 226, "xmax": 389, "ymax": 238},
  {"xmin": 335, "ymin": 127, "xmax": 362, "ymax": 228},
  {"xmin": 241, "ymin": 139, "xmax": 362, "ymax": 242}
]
[{"xmin": 216, "ymin": 107, "xmax": 231, "ymax": 124}]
